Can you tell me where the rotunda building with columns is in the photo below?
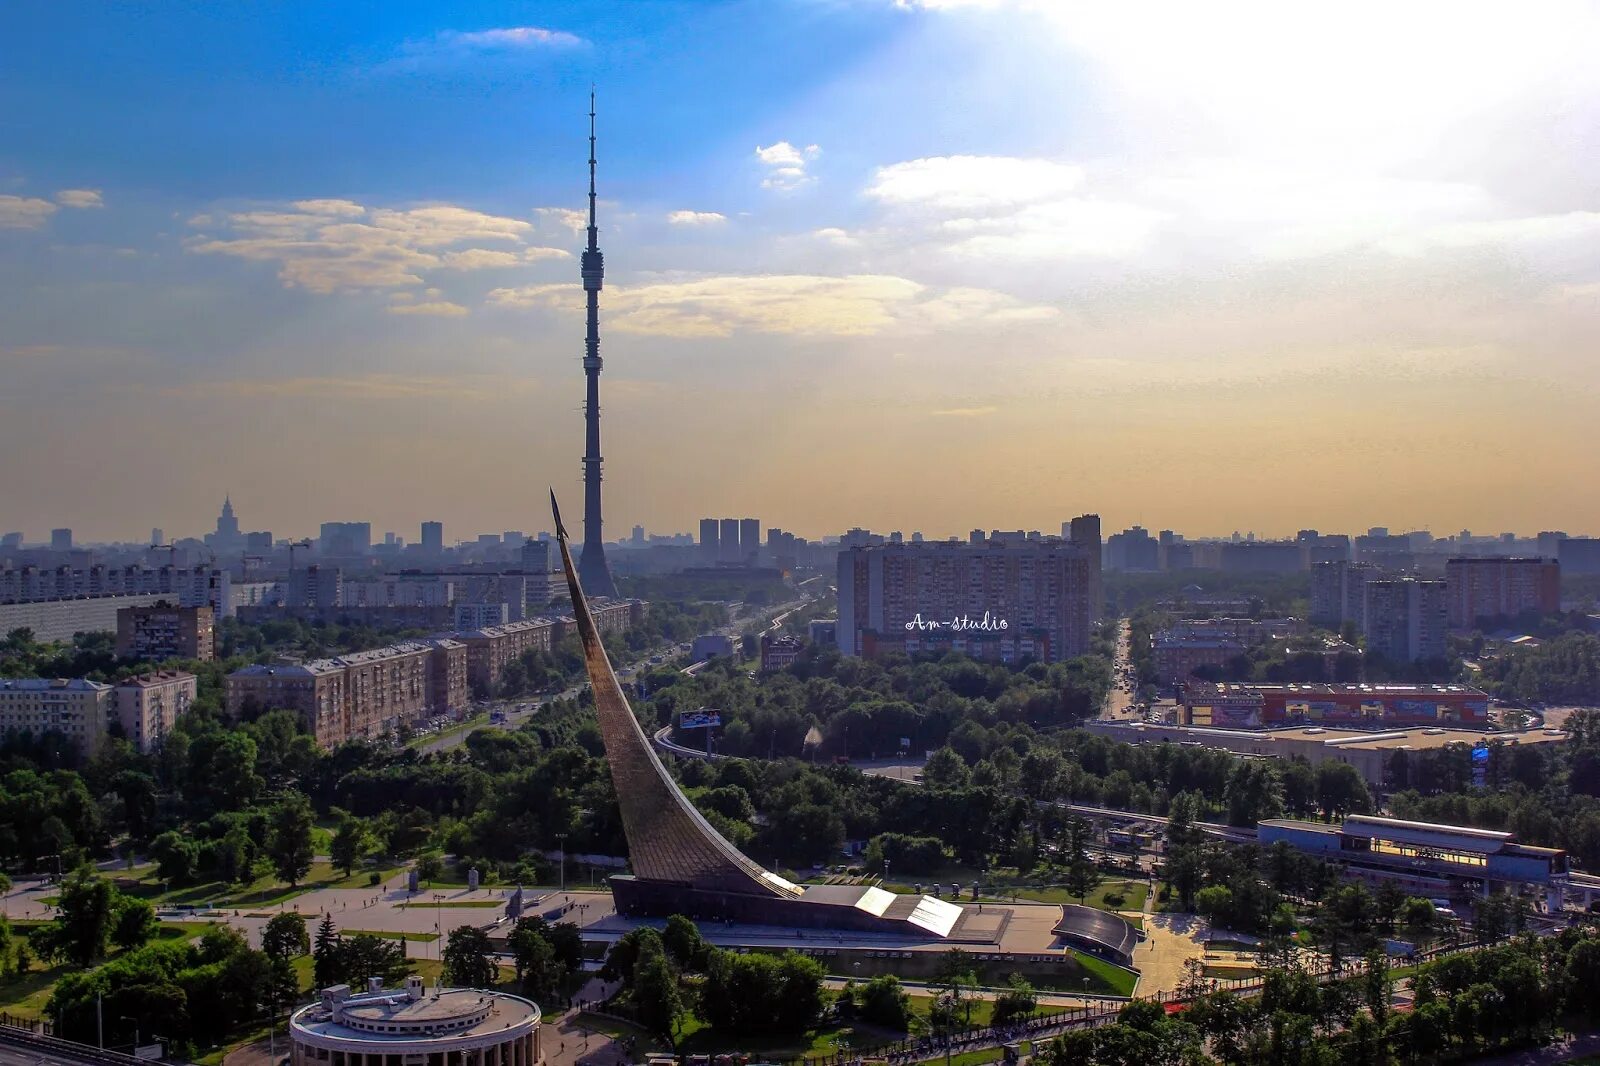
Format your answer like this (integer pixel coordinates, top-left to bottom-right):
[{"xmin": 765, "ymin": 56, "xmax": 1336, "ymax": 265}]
[{"xmin": 290, "ymin": 976, "xmax": 541, "ymax": 1066}]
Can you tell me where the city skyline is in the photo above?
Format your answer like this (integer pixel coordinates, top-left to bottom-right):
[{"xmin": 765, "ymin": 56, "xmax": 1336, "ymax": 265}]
[
  {"xmin": 11, "ymin": 493, "xmax": 1599, "ymax": 552},
  {"xmin": 6, "ymin": 1, "xmax": 1600, "ymax": 539}
]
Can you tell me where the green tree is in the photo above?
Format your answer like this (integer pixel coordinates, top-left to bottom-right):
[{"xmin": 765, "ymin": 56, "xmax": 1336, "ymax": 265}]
[
  {"xmin": 329, "ymin": 815, "xmax": 373, "ymax": 878},
  {"xmin": 508, "ymin": 922, "xmax": 559, "ymax": 999},
  {"xmin": 416, "ymin": 851, "xmax": 445, "ymax": 886},
  {"xmin": 442, "ymin": 925, "xmax": 496, "ymax": 988},
  {"xmin": 265, "ymin": 791, "xmax": 316, "ymax": 887},
  {"xmin": 49, "ymin": 868, "xmax": 117, "ymax": 966},
  {"xmin": 111, "ymin": 896, "xmax": 159, "ymax": 953},
  {"xmin": 1163, "ymin": 792, "xmax": 1206, "ymax": 912},
  {"xmin": 856, "ymin": 974, "xmax": 911, "ymax": 1031},
  {"xmin": 631, "ymin": 941, "xmax": 681, "ymax": 1040},
  {"xmin": 149, "ymin": 829, "xmax": 199, "ymax": 884},
  {"xmin": 262, "ymin": 912, "xmax": 311, "ymax": 962},
  {"xmin": 921, "ymin": 746, "xmax": 971, "ymax": 789},
  {"xmin": 601, "ymin": 926, "xmax": 664, "ymax": 984},
  {"xmin": 992, "ymin": 973, "xmax": 1037, "ymax": 1025},
  {"xmin": 312, "ymin": 913, "xmax": 341, "ymax": 988},
  {"xmin": 661, "ymin": 914, "xmax": 705, "ymax": 971}
]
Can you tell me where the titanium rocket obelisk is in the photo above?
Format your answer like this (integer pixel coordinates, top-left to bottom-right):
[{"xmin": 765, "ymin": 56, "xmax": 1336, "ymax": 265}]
[{"xmin": 577, "ymin": 92, "xmax": 619, "ymax": 598}]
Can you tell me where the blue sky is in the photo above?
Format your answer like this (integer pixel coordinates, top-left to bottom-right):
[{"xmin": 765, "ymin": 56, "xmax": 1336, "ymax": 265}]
[{"xmin": 5, "ymin": 1, "xmax": 1600, "ymax": 543}]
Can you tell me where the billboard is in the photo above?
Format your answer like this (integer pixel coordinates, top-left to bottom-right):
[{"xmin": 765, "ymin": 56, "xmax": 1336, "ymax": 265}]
[{"xmin": 679, "ymin": 710, "xmax": 722, "ymax": 730}]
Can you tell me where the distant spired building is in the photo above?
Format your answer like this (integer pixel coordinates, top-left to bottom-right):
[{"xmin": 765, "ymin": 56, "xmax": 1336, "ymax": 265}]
[{"xmin": 577, "ymin": 94, "xmax": 619, "ymax": 598}]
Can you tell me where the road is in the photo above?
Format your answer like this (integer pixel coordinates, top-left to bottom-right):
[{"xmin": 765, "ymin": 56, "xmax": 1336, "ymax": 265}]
[
  {"xmin": 416, "ymin": 594, "xmax": 815, "ymax": 755},
  {"xmin": 1102, "ymin": 618, "xmax": 1138, "ymax": 720}
]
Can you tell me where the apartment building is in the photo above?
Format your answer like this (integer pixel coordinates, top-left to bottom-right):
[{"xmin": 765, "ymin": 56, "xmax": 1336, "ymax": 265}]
[
  {"xmin": 457, "ymin": 619, "xmax": 558, "ymax": 695},
  {"xmin": 0, "ymin": 677, "xmax": 114, "ymax": 757},
  {"xmin": 837, "ymin": 536, "xmax": 1096, "ymax": 663},
  {"xmin": 227, "ymin": 641, "xmax": 434, "ymax": 748},
  {"xmin": 114, "ymin": 671, "xmax": 198, "ymax": 752},
  {"xmin": 425, "ymin": 638, "xmax": 469, "ymax": 720},
  {"xmin": 1444, "ymin": 557, "xmax": 1561, "ymax": 627},
  {"xmin": 115, "ymin": 602, "xmax": 215, "ymax": 661},
  {"xmin": 1364, "ymin": 577, "xmax": 1447, "ymax": 662},
  {"xmin": 1, "ymin": 564, "xmax": 234, "ymax": 617}
]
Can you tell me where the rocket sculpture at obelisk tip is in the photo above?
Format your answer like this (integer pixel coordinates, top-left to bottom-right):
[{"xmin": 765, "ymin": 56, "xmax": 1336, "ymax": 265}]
[{"xmin": 549, "ymin": 490, "xmax": 800, "ymax": 897}]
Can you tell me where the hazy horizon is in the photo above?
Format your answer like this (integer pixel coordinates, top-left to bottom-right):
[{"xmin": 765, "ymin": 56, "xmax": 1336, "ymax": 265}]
[{"xmin": 6, "ymin": 1, "xmax": 1600, "ymax": 541}]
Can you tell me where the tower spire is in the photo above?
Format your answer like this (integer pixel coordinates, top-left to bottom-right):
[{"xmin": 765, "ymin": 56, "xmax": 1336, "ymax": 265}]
[
  {"xmin": 587, "ymin": 90, "xmax": 598, "ymax": 250},
  {"xmin": 577, "ymin": 90, "xmax": 618, "ymax": 598}
]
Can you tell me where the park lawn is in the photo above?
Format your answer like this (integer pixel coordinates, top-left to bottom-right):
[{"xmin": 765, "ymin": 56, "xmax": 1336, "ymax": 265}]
[
  {"xmin": 0, "ymin": 956, "xmax": 74, "ymax": 1020},
  {"xmin": 907, "ymin": 994, "xmax": 997, "ymax": 1029},
  {"xmin": 123, "ymin": 861, "xmax": 405, "ymax": 910},
  {"xmin": 1051, "ymin": 951, "xmax": 1139, "ymax": 998},
  {"xmin": 571, "ymin": 1013, "xmax": 671, "ymax": 1056},
  {"xmin": 1202, "ymin": 964, "xmax": 1258, "ymax": 980},
  {"xmin": 341, "ymin": 929, "xmax": 439, "ymax": 942},
  {"xmin": 672, "ymin": 1013, "xmax": 881, "ymax": 1058},
  {"xmin": 1005, "ymin": 879, "xmax": 1148, "ymax": 914}
]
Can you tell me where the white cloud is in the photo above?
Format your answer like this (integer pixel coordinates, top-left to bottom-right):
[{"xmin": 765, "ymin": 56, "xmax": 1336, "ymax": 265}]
[
  {"xmin": 851, "ymin": 155, "xmax": 1164, "ymax": 261},
  {"xmin": 188, "ymin": 199, "xmax": 548, "ymax": 293},
  {"xmin": 387, "ymin": 300, "xmax": 470, "ymax": 316},
  {"xmin": 54, "ymin": 189, "xmax": 104, "ymax": 209},
  {"xmin": 867, "ymin": 156, "xmax": 1084, "ymax": 212},
  {"xmin": 812, "ymin": 227, "xmax": 861, "ymax": 248},
  {"xmin": 524, "ymin": 246, "xmax": 571, "ymax": 261},
  {"xmin": 390, "ymin": 26, "xmax": 585, "ymax": 68},
  {"xmin": 666, "ymin": 210, "xmax": 727, "ymax": 226},
  {"xmin": 756, "ymin": 141, "xmax": 821, "ymax": 191},
  {"xmin": 292, "ymin": 199, "xmax": 365, "ymax": 217},
  {"xmin": 439, "ymin": 249, "xmax": 523, "ymax": 270},
  {"xmin": 1380, "ymin": 211, "xmax": 1600, "ymax": 256},
  {"xmin": 442, "ymin": 27, "xmax": 583, "ymax": 49},
  {"xmin": 0, "ymin": 195, "xmax": 57, "ymax": 229},
  {"xmin": 535, "ymin": 207, "xmax": 587, "ymax": 235},
  {"xmin": 487, "ymin": 273, "xmax": 1055, "ymax": 337}
]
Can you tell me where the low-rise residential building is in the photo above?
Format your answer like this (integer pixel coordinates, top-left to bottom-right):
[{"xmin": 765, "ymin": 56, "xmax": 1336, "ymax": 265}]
[
  {"xmin": 760, "ymin": 633, "xmax": 804, "ymax": 672},
  {"xmin": 0, "ymin": 677, "xmax": 114, "ymax": 757},
  {"xmin": 425, "ymin": 638, "xmax": 469, "ymax": 720},
  {"xmin": 589, "ymin": 597, "xmax": 645, "ymax": 635},
  {"xmin": 1165, "ymin": 617, "xmax": 1302, "ymax": 643},
  {"xmin": 226, "ymin": 660, "xmax": 349, "ymax": 748},
  {"xmin": 1152, "ymin": 634, "xmax": 1246, "ymax": 685},
  {"xmin": 458, "ymin": 619, "xmax": 557, "ymax": 696},
  {"xmin": 227, "ymin": 641, "xmax": 435, "ymax": 748},
  {"xmin": 115, "ymin": 602, "xmax": 215, "ymax": 661},
  {"xmin": 114, "ymin": 670, "xmax": 197, "ymax": 752}
]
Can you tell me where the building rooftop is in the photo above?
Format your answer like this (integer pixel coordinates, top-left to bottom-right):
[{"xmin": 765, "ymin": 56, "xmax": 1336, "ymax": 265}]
[
  {"xmin": 1199, "ymin": 681, "xmax": 1488, "ymax": 697},
  {"xmin": 118, "ymin": 670, "xmax": 196, "ymax": 688},
  {"xmin": 292, "ymin": 979, "xmax": 539, "ymax": 1045},
  {"xmin": 0, "ymin": 677, "xmax": 111, "ymax": 692}
]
